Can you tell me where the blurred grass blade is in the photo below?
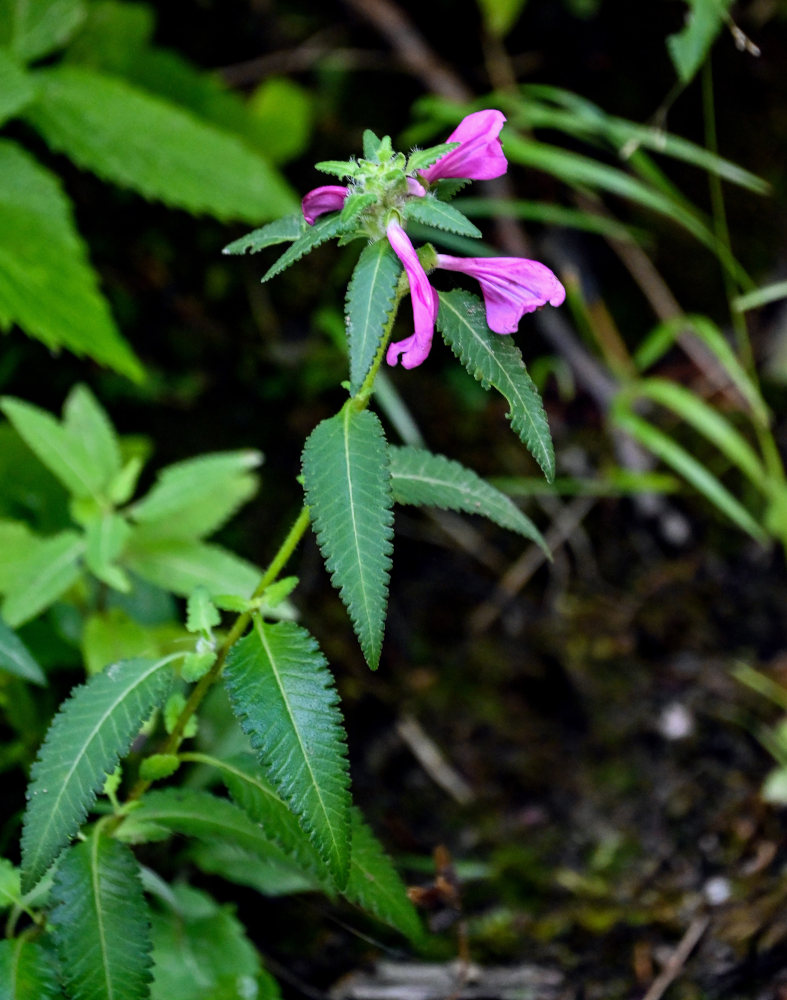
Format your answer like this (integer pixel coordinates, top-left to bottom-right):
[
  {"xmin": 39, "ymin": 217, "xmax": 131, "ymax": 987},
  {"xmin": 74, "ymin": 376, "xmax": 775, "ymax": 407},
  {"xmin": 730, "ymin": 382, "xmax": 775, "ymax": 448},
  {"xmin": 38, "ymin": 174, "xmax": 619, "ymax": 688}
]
[
  {"xmin": 455, "ymin": 197, "xmax": 643, "ymax": 241},
  {"xmin": 734, "ymin": 281, "xmax": 787, "ymax": 312}
]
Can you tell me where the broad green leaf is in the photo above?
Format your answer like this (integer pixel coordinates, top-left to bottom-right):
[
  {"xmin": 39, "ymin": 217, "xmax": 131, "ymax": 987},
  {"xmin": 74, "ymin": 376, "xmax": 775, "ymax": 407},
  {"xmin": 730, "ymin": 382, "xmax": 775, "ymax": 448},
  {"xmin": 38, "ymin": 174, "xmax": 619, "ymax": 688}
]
[
  {"xmin": 403, "ymin": 196, "xmax": 482, "ymax": 238},
  {"xmin": 81, "ymin": 609, "xmax": 155, "ymax": 677},
  {"xmin": 125, "ymin": 538, "xmax": 261, "ymax": 599},
  {"xmin": 667, "ymin": 0, "xmax": 733, "ymax": 84},
  {"xmin": 0, "ymin": 47, "xmax": 35, "ymax": 124},
  {"xmin": 149, "ymin": 883, "xmax": 278, "ymax": 1000},
  {"xmin": 389, "ymin": 445, "xmax": 548, "ymax": 552},
  {"xmin": 0, "ymin": 0, "xmax": 85, "ymax": 61},
  {"xmin": 345, "ymin": 809, "xmax": 423, "ymax": 943},
  {"xmin": 51, "ymin": 832, "xmax": 151, "ymax": 1000},
  {"xmin": 247, "ymin": 75, "xmax": 313, "ymax": 164},
  {"xmin": 1, "ymin": 530, "xmax": 84, "ymax": 628},
  {"xmin": 0, "ymin": 858, "xmax": 21, "ymax": 910},
  {"xmin": 116, "ymin": 788, "xmax": 326, "ymax": 888},
  {"xmin": 129, "ymin": 450, "xmax": 262, "ymax": 538},
  {"xmin": 0, "ymin": 520, "xmax": 45, "ymax": 591},
  {"xmin": 0, "ymin": 939, "xmax": 61, "ymax": 1000},
  {"xmin": 0, "ymin": 141, "xmax": 143, "ymax": 379},
  {"xmin": 0, "ymin": 395, "xmax": 105, "ymax": 499},
  {"xmin": 302, "ymin": 407, "xmax": 394, "ymax": 668},
  {"xmin": 85, "ymin": 514, "xmax": 132, "ymax": 592},
  {"xmin": 406, "ymin": 142, "xmax": 459, "ymax": 174},
  {"xmin": 630, "ymin": 378, "xmax": 767, "ymax": 489},
  {"xmin": 0, "ymin": 617, "xmax": 45, "ymax": 684},
  {"xmin": 24, "ymin": 65, "xmax": 296, "ymax": 222},
  {"xmin": 346, "ymin": 240, "xmax": 402, "ymax": 393},
  {"xmin": 63, "ymin": 384, "xmax": 122, "ymax": 488},
  {"xmin": 21, "ymin": 655, "xmax": 174, "ymax": 891},
  {"xmin": 612, "ymin": 408, "xmax": 767, "ymax": 542},
  {"xmin": 437, "ymin": 289, "xmax": 555, "ymax": 480},
  {"xmin": 261, "ymin": 213, "xmax": 349, "ymax": 284},
  {"xmin": 222, "ymin": 214, "xmax": 304, "ymax": 255},
  {"xmin": 224, "ymin": 619, "xmax": 351, "ymax": 886}
]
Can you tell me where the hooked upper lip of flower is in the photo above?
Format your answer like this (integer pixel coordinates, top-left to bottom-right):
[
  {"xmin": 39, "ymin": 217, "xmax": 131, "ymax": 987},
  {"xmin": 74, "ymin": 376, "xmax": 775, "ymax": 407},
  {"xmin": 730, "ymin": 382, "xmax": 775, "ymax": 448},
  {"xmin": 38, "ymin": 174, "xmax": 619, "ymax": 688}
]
[
  {"xmin": 419, "ymin": 109, "xmax": 508, "ymax": 185},
  {"xmin": 301, "ymin": 185, "xmax": 349, "ymax": 225}
]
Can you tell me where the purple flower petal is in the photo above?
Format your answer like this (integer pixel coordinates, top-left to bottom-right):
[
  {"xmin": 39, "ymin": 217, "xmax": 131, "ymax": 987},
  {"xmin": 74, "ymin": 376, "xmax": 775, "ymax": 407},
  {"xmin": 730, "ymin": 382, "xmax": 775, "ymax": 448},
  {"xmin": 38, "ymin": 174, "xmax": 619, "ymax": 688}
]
[
  {"xmin": 420, "ymin": 110, "xmax": 507, "ymax": 184},
  {"xmin": 302, "ymin": 185, "xmax": 348, "ymax": 225},
  {"xmin": 436, "ymin": 254, "xmax": 565, "ymax": 333},
  {"xmin": 386, "ymin": 220, "xmax": 439, "ymax": 369}
]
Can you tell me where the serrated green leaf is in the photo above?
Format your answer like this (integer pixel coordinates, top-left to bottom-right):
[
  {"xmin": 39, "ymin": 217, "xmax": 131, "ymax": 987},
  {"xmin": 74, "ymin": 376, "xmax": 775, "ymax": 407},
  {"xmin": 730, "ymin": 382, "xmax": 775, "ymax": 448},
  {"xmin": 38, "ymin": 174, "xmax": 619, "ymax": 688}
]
[
  {"xmin": 0, "ymin": 140, "xmax": 143, "ymax": 379},
  {"xmin": 0, "ymin": 858, "xmax": 21, "ymax": 910},
  {"xmin": 406, "ymin": 142, "xmax": 459, "ymax": 174},
  {"xmin": 0, "ymin": 395, "xmax": 106, "ymax": 500},
  {"xmin": 24, "ymin": 65, "xmax": 296, "ymax": 222},
  {"xmin": 346, "ymin": 240, "xmax": 402, "ymax": 393},
  {"xmin": 344, "ymin": 809, "xmax": 423, "ymax": 943},
  {"xmin": 224, "ymin": 619, "xmax": 351, "ymax": 887},
  {"xmin": 63, "ymin": 384, "xmax": 122, "ymax": 487},
  {"xmin": 0, "ymin": 47, "xmax": 35, "ymax": 124},
  {"xmin": 186, "ymin": 586, "xmax": 220, "ymax": 634},
  {"xmin": 0, "ymin": 938, "xmax": 62, "ymax": 1000},
  {"xmin": 1, "ymin": 530, "xmax": 84, "ymax": 628},
  {"xmin": 125, "ymin": 538, "xmax": 260, "ymax": 599},
  {"xmin": 116, "ymin": 788, "xmax": 327, "ymax": 888},
  {"xmin": 403, "ymin": 196, "xmax": 482, "ymax": 238},
  {"xmin": 667, "ymin": 0, "xmax": 732, "ymax": 84},
  {"xmin": 389, "ymin": 446, "xmax": 548, "ymax": 552},
  {"xmin": 0, "ymin": 617, "xmax": 45, "ymax": 684},
  {"xmin": 437, "ymin": 290, "xmax": 555, "ymax": 480},
  {"xmin": 51, "ymin": 832, "xmax": 152, "ymax": 1000},
  {"xmin": 0, "ymin": 0, "xmax": 86, "ymax": 62},
  {"xmin": 149, "ymin": 883, "xmax": 277, "ymax": 1000},
  {"xmin": 302, "ymin": 408, "xmax": 394, "ymax": 668},
  {"xmin": 139, "ymin": 753, "xmax": 180, "ymax": 782},
  {"xmin": 363, "ymin": 129, "xmax": 382, "ymax": 160},
  {"xmin": 129, "ymin": 449, "xmax": 261, "ymax": 538},
  {"xmin": 340, "ymin": 190, "xmax": 377, "ymax": 226},
  {"xmin": 315, "ymin": 159, "xmax": 358, "ymax": 179},
  {"xmin": 222, "ymin": 213, "xmax": 304, "ymax": 255},
  {"xmin": 21, "ymin": 655, "xmax": 174, "ymax": 891},
  {"xmin": 261, "ymin": 213, "xmax": 348, "ymax": 284}
]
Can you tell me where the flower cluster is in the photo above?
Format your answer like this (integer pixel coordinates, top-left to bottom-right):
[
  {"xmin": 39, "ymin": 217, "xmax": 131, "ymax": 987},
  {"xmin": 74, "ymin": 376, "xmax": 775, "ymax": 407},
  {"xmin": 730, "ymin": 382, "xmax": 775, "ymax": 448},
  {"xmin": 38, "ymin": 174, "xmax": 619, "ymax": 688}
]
[{"xmin": 302, "ymin": 110, "xmax": 565, "ymax": 369}]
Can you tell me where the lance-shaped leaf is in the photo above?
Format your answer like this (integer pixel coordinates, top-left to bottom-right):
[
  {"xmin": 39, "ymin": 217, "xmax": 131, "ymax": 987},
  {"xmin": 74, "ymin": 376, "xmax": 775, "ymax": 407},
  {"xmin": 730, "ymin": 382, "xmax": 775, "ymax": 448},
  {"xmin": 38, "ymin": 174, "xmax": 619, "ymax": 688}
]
[
  {"xmin": 437, "ymin": 289, "xmax": 555, "ymax": 481},
  {"xmin": 261, "ymin": 213, "xmax": 348, "ymax": 283},
  {"xmin": 0, "ymin": 939, "xmax": 61, "ymax": 1000},
  {"xmin": 224, "ymin": 619, "xmax": 351, "ymax": 887},
  {"xmin": 389, "ymin": 446, "xmax": 548, "ymax": 553},
  {"xmin": 125, "ymin": 538, "xmax": 260, "ymax": 599},
  {"xmin": 0, "ymin": 141, "xmax": 143, "ymax": 379},
  {"xmin": 51, "ymin": 833, "xmax": 151, "ymax": 1000},
  {"xmin": 63, "ymin": 384, "xmax": 122, "ymax": 489},
  {"xmin": 345, "ymin": 809, "xmax": 423, "ymax": 943},
  {"xmin": 403, "ymin": 196, "xmax": 482, "ymax": 238},
  {"xmin": 302, "ymin": 408, "xmax": 394, "ymax": 668},
  {"xmin": 222, "ymin": 213, "xmax": 304, "ymax": 255},
  {"xmin": 0, "ymin": 0, "xmax": 86, "ymax": 62},
  {"xmin": 345, "ymin": 240, "xmax": 402, "ymax": 393},
  {"xmin": 21, "ymin": 656, "xmax": 174, "ymax": 891},
  {"xmin": 23, "ymin": 65, "xmax": 295, "ymax": 222},
  {"xmin": 116, "ymin": 788, "xmax": 328, "ymax": 892},
  {"xmin": 1, "ymin": 530, "xmax": 84, "ymax": 629},
  {"xmin": 0, "ymin": 618, "xmax": 45, "ymax": 685}
]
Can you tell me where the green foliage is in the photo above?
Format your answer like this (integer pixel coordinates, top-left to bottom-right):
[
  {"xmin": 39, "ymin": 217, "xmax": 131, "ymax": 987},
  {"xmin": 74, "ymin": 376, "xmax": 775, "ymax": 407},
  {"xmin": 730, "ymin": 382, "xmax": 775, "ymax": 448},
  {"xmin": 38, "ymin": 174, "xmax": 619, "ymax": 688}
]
[
  {"xmin": 149, "ymin": 884, "xmax": 280, "ymax": 1000},
  {"xmin": 0, "ymin": 858, "xmax": 21, "ymax": 910},
  {"xmin": 261, "ymin": 214, "xmax": 350, "ymax": 284},
  {"xmin": 224, "ymin": 619, "xmax": 351, "ymax": 887},
  {"xmin": 403, "ymin": 196, "xmax": 482, "ymax": 238},
  {"xmin": 389, "ymin": 445, "xmax": 548, "ymax": 552},
  {"xmin": 0, "ymin": 938, "xmax": 62, "ymax": 1000},
  {"xmin": 1, "ymin": 530, "xmax": 84, "ymax": 628},
  {"xmin": 222, "ymin": 214, "xmax": 304, "ymax": 255},
  {"xmin": 0, "ymin": 0, "xmax": 86, "ymax": 62},
  {"xmin": 437, "ymin": 290, "xmax": 555, "ymax": 481},
  {"xmin": 0, "ymin": 48, "xmax": 35, "ymax": 125},
  {"xmin": 0, "ymin": 618, "xmax": 46, "ymax": 684},
  {"xmin": 667, "ymin": 0, "xmax": 733, "ymax": 84},
  {"xmin": 51, "ymin": 831, "xmax": 152, "ymax": 1000},
  {"xmin": 302, "ymin": 408, "xmax": 394, "ymax": 669},
  {"xmin": 475, "ymin": 0, "xmax": 528, "ymax": 37},
  {"xmin": 21, "ymin": 655, "xmax": 174, "ymax": 891},
  {"xmin": 345, "ymin": 240, "xmax": 403, "ymax": 392}
]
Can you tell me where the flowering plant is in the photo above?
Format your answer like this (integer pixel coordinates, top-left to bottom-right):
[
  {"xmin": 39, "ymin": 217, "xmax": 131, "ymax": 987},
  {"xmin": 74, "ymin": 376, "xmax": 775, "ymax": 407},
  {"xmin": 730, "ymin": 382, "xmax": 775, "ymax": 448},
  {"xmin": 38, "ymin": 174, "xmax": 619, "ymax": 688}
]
[{"xmin": 2, "ymin": 111, "xmax": 565, "ymax": 1000}]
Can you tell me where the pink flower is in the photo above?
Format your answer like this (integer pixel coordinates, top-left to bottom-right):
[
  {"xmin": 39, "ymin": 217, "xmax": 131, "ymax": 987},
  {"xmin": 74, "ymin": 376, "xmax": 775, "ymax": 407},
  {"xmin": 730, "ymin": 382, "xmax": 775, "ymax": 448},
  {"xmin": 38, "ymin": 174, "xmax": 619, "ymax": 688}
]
[
  {"xmin": 436, "ymin": 254, "xmax": 566, "ymax": 334},
  {"xmin": 385, "ymin": 220, "xmax": 440, "ymax": 370},
  {"xmin": 419, "ymin": 110, "xmax": 508, "ymax": 184},
  {"xmin": 302, "ymin": 185, "xmax": 348, "ymax": 225}
]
